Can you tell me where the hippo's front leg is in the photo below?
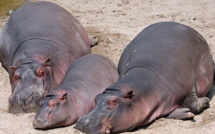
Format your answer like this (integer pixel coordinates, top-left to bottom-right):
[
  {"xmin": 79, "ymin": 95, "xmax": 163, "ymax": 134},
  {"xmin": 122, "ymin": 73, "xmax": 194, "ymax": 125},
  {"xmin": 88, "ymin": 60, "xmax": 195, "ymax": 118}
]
[{"xmin": 166, "ymin": 108, "xmax": 195, "ymax": 120}]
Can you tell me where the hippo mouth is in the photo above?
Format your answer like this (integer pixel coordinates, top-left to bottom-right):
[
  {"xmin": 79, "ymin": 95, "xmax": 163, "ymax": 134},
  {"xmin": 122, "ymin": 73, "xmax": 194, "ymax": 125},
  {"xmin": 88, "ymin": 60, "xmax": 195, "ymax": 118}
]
[
  {"xmin": 65, "ymin": 116, "xmax": 71, "ymax": 123},
  {"xmin": 102, "ymin": 122, "xmax": 135, "ymax": 134},
  {"xmin": 127, "ymin": 124, "xmax": 136, "ymax": 132},
  {"xmin": 103, "ymin": 112, "xmax": 135, "ymax": 133},
  {"xmin": 104, "ymin": 115, "xmax": 113, "ymax": 134},
  {"xmin": 47, "ymin": 108, "xmax": 53, "ymax": 119},
  {"xmin": 104, "ymin": 124, "xmax": 112, "ymax": 134},
  {"xmin": 9, "ymin": 92, "xmax": 42, "ymax": 113}
]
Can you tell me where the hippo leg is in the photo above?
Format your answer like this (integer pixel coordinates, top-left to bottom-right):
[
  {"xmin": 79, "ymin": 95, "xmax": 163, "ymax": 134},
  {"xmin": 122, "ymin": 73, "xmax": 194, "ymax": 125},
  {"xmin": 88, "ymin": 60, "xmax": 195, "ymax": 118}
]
[
  {"xmin": 182, "ymin": 86, "xmax": 210, "ymax": 114},
  {"xmin": 88, "ymin": 35, "xmax": 99, "ymax": 47},
  {"xmin": 167, "ymin": 108, "xmax": 195, "ymax": 120}
]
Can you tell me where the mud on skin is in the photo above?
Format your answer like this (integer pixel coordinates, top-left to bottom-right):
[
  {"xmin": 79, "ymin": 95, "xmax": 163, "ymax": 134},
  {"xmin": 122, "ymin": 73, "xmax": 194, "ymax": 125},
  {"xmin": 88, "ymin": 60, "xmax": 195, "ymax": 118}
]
[
  {"xmin": 0, "ymin": 1, "xmax": 98, "ymax": 113},
  {"xmin": 75, "ymin": 22, "xmax": 214, "ymax": 134},
  {"xmin": 33, "ymin": 54, "xmax": 119, "ymax": 129}
]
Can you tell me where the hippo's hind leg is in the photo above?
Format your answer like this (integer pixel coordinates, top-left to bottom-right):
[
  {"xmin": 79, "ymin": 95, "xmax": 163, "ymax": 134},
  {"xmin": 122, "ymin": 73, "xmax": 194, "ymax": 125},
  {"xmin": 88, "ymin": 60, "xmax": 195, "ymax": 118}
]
[
  {"xmin": 167, "ymin": 87, "xmax": 210, "ymax": 120},
  {"xmin": 88, "ymin": 35, "xmax": 99, "ymax": 47},
  {"xmin": 167, "ymin": 108, "xmax": 194, "ymax": 120},
  {"xmin": 182, "ymin": 86, "xmax": 210, "ymax": 114},
  {"xmin": 181, "ymin": 53, "xmax": 213, "ymax": 115}
]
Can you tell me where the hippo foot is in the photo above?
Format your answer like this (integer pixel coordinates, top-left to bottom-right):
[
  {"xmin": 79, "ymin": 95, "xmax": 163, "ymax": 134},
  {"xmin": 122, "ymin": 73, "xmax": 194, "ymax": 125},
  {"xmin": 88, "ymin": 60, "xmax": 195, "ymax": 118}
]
[
  {"xmin": 166, "ymin": 108, "xmax": 195, "ymax": 120},
  {"xmin": 89, "ymin": 35, "xmax": 99, "ymax": 47},
  {"xmin": 183, "ymin": 86, "xmax": 210, "ymax": 114},
  {"xmin": 196, "ymin": 97, "xmax": 210, "ymax": 113},
  {"xmin": 186, "ymin": 96, "xmax": 210, "ymax": 114}
]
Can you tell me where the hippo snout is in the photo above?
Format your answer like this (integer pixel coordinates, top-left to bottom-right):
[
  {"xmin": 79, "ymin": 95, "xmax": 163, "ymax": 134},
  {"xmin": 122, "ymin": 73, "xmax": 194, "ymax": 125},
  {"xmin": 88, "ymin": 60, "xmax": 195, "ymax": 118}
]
[
  {"xmin": 79, "ymin": 116, "xmax": 92, "ymax": 125},
  {"xmin": 75, "ymin": 116, "xmax": 93, "ymax": 133},
  {"xmin": 75, "ymin": 116, "xmax": 107, "ymax": 134},
  {"xmin": 33, "ymin": 116, "xmax": 49, "ymax": 129},
  {"xmin": 8, "ymin": 92, "xmax": 42, "ymax": 113}
]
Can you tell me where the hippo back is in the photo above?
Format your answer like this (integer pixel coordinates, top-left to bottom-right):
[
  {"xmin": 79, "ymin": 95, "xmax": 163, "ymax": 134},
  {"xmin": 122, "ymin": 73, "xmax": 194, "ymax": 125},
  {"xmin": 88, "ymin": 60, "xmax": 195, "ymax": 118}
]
[
  {"xmin": 118, "ymin": 22, "xmax": 212, "ymax": 94},
  {"xmin": 0, "ymin": 1, "xmax": 90, "ymax": 70}
]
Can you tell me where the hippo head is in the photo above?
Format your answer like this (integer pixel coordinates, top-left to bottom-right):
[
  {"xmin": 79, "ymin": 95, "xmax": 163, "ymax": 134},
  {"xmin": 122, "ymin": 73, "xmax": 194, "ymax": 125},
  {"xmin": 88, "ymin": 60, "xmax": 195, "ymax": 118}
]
[
  {"xmin": 33, "ymin": 90, "xmax": 76, "ymax": 129},
  {"xmin": 8, "ymin": 57, "xmax": 57, "ymax": 113},
  {"xmin": 75, "ymin": 88, "xmax": 138, "ymax": 134}
]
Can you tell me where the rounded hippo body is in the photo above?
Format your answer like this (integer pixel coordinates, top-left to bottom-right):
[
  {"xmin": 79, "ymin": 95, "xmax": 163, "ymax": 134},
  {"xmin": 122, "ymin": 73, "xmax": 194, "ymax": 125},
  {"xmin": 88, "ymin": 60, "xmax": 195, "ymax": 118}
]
[
  {"xmin": 33, "ymin": 54, "xmax": 119, "ymax": 129},
  {"xmin": 75, "ymin": 22, "xmax": 214, "ymax": 134},
  {"xmin": 0, "ymin": 1, "xmax": 97, "ymax": 113}
]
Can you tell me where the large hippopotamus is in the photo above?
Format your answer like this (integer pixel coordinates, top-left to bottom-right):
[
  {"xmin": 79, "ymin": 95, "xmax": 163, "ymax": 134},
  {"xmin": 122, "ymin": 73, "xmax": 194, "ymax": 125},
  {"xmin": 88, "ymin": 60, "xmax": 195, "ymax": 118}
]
[
  {"xmin": 32, "ymin": 54, "xmax": 119, "ymax": 129},
  {"xmin": 0, "ymin": 1, "xmax": 98, "ymax": 113},
  {"xmin": 75, "ymin": 22, "xmax": 214, "ymax": 134}
]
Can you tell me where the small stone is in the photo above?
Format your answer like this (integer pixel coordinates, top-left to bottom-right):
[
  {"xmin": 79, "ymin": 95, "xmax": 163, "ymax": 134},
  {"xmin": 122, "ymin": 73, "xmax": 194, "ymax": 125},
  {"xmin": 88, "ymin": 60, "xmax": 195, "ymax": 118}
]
[{"xmin": 9, "ymin": 10, "xmax": 14, "ymax": 15}]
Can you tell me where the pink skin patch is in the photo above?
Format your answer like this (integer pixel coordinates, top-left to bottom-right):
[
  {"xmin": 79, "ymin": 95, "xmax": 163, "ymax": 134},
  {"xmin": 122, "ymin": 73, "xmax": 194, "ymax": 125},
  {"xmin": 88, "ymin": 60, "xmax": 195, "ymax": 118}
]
[
  {"xmin": 48, "ymin": 100, "xmax": 57, "ymax": 108},
  {"xmin": 188, "ymin": 112, "xmax": 195, "ymax": 118}
]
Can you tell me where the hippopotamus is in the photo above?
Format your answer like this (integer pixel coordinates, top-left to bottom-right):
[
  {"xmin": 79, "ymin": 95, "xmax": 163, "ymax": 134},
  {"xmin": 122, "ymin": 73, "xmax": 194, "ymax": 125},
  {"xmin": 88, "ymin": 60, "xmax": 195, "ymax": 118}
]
[
  {"xmin": 75, "ymin": 22, "xmax": 214, "ymax": 134},
  {"xmin": 0, "ymin": 1, "xmax": 98, "ymax": 113},
  {"xmin": 32, "ymin": 54, "xmax": 119, "ymax": 129}
]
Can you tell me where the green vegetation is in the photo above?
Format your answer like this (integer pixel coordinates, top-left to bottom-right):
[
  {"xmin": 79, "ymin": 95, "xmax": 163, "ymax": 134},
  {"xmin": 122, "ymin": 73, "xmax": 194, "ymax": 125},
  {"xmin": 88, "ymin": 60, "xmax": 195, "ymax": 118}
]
[{"xmin": 0, "ymin": 0, "xmax": 27, "ymax": 16}]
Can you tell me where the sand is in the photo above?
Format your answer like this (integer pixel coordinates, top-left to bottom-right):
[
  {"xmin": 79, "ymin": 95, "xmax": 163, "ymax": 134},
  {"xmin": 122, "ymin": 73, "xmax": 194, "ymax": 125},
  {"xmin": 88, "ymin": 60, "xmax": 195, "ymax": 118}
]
[{"xmin": 0, "ymin": 0, "xmax": 215, "ymax": 133}]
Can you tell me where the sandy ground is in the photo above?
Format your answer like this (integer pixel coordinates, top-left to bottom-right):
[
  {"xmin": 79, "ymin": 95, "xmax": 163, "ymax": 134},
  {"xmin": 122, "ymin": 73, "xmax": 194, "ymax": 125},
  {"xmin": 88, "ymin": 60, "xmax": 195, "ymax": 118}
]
[{"xmin": 0, "ymin": 0, "xmax": 215, "ymax": 133}]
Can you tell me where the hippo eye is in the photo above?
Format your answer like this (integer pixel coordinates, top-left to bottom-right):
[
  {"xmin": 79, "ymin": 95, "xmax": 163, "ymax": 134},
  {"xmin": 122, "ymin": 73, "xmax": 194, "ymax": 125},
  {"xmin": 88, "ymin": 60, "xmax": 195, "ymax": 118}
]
[
  {"xmin": 108, "ymin": 97, "xmax": 119, "ymax": 105},
  {"xmin": 36, "ymin": 68, "xmax": 45, "ymax": 77},
  {"xmin": 107, "ymin": 96, "xmax": 119, "ymax": 110},
  {"xmin": 14, "ymin": 73, "xmax": 21, "ymax": 81}
]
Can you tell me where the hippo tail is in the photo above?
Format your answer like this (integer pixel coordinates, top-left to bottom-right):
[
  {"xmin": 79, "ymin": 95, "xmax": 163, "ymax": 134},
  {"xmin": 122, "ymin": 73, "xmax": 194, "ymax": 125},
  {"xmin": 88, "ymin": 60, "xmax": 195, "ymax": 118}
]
[
  {"xmin": 88, "ymin": 35, "xmax": 99, "ymax": 48},
  {"xmin": 214, "ymin": 61, "xmax": 215, "ymax": 81}
]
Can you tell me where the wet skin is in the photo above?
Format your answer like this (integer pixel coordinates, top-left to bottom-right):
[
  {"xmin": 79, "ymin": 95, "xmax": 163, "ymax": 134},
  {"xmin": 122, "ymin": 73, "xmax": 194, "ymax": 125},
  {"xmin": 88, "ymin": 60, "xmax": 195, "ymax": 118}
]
[
  {"xmin": 75, "ymin": 22, "xmax": 214, "ymax": 133},
  {"xmin": 0, "ymin": 2, "xmax": 97, "ymax": 113},
  {"xmin": 33, "ymin": 54, "xmax": 119, "ymax": 129}
]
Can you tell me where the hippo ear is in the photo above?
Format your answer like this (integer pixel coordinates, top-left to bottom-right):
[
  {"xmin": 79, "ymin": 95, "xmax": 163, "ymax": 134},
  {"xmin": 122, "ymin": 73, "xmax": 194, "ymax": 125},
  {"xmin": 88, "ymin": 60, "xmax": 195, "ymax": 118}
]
[
  {"xmin": 43, "ymin": 57, "xmax": 52, "ymax": 67},
  {"xmin": 59, "ymin": 92, "xmax": 67, "ymax": 101},
  {"xmin": 123, "ymin": 90, "xmax": 134, "ymax": 99}
]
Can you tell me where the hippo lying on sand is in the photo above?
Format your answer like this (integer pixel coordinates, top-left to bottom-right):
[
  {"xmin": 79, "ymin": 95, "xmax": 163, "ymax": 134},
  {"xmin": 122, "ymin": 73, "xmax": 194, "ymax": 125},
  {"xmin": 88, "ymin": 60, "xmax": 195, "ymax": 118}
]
[
  {"xmin": 0, "ymin": 1, "xmax": 98, "ymax": 113},
  {"xmin": 33, "ymin": 54, "xmax": 119, "ymax": 129},
  {"xmin": 75, "ymin": 22, "xmax": 214, "ymax": 134}
]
